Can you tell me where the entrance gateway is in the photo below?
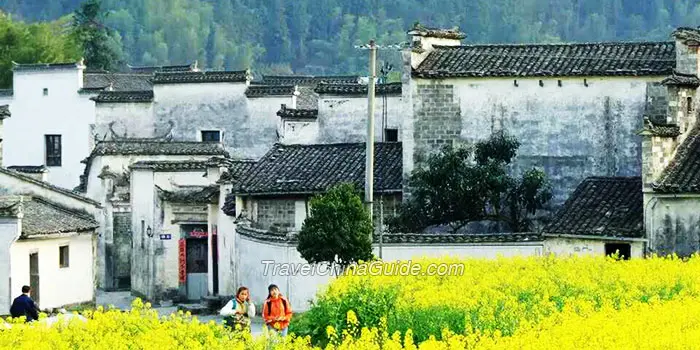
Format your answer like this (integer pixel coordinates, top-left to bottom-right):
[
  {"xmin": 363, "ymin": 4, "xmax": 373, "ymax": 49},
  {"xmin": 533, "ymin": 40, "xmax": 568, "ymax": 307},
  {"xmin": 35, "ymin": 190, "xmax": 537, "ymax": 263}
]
[{"xmin": 179, "ymin": 225, "xmax": 209, "ymax": 301}]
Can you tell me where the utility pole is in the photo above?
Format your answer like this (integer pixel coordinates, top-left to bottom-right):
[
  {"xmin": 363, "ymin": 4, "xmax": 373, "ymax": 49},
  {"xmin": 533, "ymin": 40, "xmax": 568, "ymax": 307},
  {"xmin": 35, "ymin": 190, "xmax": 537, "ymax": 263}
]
[
  {"xmin": 365, "ymin": 39, "xmax": 376, "ymax": 230},
  {"xmin": 355, "ymin": 40, "xmax": 404, "ymax": 259}
]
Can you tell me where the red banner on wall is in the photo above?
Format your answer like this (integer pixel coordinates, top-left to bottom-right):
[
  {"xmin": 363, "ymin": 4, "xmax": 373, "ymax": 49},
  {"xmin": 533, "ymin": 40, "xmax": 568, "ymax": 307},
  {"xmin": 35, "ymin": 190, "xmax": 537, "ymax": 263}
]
[{"xmin": 178, "ymin": 239, "xmax": 187, "ymax": 283}]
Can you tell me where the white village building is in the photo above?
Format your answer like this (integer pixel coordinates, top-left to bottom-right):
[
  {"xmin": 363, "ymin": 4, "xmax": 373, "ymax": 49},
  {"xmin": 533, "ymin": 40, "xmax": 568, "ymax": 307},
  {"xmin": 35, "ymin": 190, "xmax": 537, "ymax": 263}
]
[{"xmin": 3, "ymin": 24, "xmax": 700, "ymax": 312}]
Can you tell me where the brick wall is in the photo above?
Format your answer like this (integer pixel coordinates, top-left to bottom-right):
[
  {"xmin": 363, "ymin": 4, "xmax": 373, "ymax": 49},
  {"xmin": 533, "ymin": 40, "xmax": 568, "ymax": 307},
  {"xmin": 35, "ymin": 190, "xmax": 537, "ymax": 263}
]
[
  {"xmin": 255, "ymin": 199, "xmax": 296, "ymax": 232},
  {"xmin": 412, "ymin": 84, "xmax": 462, "ymax": 165}
]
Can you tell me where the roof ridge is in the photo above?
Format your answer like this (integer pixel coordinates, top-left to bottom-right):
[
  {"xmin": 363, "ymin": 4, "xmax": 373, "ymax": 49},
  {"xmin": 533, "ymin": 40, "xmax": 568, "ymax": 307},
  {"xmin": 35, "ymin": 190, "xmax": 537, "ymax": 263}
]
[
  {"xmin": 440, "ymin": 40, "xmax": 674, "ymax": 49},
  {"xmin": 274, "ymin": 141, "xmax": 402, "ymax": 148}
]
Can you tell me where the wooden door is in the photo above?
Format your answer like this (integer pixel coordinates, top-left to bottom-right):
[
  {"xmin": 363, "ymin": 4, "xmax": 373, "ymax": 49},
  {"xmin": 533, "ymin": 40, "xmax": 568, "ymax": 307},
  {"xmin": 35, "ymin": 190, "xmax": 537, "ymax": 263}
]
[
  {"xmin": 186, "ymin": 238, "xmax": 208, "ymax": 301},
  {"xmin": 29, "ymin": 253, "xmax": 39, "ymax": 305}
]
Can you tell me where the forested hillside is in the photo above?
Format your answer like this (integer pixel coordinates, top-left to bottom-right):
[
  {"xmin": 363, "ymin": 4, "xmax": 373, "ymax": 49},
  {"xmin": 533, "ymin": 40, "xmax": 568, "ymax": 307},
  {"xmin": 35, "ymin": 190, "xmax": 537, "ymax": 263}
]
[{"xmin": 2, "ymin": 0, "xmax": 700, "ymax": 76}]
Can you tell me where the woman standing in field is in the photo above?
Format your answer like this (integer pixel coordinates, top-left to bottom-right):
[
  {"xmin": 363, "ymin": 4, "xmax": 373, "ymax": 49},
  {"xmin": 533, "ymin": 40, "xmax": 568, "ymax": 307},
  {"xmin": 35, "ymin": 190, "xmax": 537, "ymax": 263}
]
[
  {"xmin": 262, "ymin": 284, "xmax": 293, "ymax": 337},
  {"xmin": 220, "ymin": 286, "xmax": 256, "ymax": 332}
]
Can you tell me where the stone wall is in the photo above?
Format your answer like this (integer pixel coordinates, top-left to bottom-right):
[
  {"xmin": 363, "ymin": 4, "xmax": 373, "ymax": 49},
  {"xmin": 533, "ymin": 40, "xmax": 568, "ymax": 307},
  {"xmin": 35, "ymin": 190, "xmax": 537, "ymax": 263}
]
[
  {"xmin": 254, "ymin": 199, "xmax": 296, "ymax": 232},
  {"xmin": 408, "ymin": 77, "xmax": 657, "ymax": 207}
]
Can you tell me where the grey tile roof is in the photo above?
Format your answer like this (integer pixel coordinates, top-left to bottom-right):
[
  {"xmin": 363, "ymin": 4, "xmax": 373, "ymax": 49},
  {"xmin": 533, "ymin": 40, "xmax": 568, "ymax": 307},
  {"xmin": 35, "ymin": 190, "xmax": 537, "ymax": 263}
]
[
  {"xmin": 130, "ymin": 160, "xmax": 209, "ymax": 171},
  {"xmin": 314, "ymin": 82, "xmax": 402, "ymax": 95},
  {"xmin": 653, "ymin": 124, "xmax": 700, "ymax": 193},
  {"xmin": 379, "ymin": 232, "xmax": 542, "ymax": 244},
  {"xmin": 91, "ymin": 91, "xmax": 154, "ymax": 103},
  {"xmin": 0, "ymin": 197, "xmax": 21, "ymax": 217},
  {"xmin": 261, "ymin": 75, "xmax": 360, "ymax": 86},
  {"xmin": 661, "ymin": 71, "xmax": 700, "ymax": 87},
  {"xmin": 217, "ymin": 159, "xmax": 257, "ymax": 184},
  {"xmin": 83, "ymin": 73, "xmax": 153, "ymax": 92},
  {"xmin": 544, "ymin": 177, "xmax": 643, "ymax": 238},
  {"xmin": 408, "ymin": 23, "xmax": 466, "ymax": 40},
  {"xmin": 75, "ymin": 140, "xmax": 229, "ymax": 193},
  {"xmin": 0, "ymin": 89, "xmax": 12, "ymax": 97},
  {"xmin": 12, "ymin": 61, "xmax": 83, "ymax": 72},
  {"xmin": 152, "ymin": 71, "xmax": 249, "ymax": 84},
  {"xmin": 159, "ymin": 185, "xmax": 219, "ymax": 204},
  {"xmin": 128, "ymin": 62, "xmax": 198, "ymax": 73},
  {"xmin": 236, "ymin": 224, "xmax": 542, "ymax": 244},
  {"xmin": 296, "ymin": 86, "xmax": 318, "ymax": 109},
  {"xmin": 19, "ymin": 197, "xmax": 99, "ymax": 237},
  {"xmin": 245, "ymin": 85, "xmax": 296, "ymax": 98},
  {"xmin": 233, "ymin": 142, "xmax": 402, "ymax": 195},
  {"xmin": 276, "ymin": 104, "xmax": 318, "ymax": 119},
  {"xmin": 413, "ymin": 41, "xmax": 676, "ymax": 78},
  {"xmin": 0, "ymin": 105, "xmax": 9, "ymax": 119},
  {"xmin": 0, "ymin": 167, "xmax": 101, "ymax": 207},
  {"xmin": 90, "ymin": 140, "xmax": 229, "ymax": 157},
  {"xmin": 639, "ymin": 119, "xmax": 681, "ymax": 138},
  {"xmin": 7, "ymin": 165, "xmax": 48, "ymax": 174}
]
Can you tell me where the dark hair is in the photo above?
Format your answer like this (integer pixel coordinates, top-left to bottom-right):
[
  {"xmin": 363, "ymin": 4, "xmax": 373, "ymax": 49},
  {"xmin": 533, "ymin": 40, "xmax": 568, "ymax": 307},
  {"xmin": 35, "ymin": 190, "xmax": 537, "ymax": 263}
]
[
  {"xmin": 22, "ymin": 285, "xmax": 30, "ymax": 294},
  {"xmin": 236, "ymin": 286, "xmax": 249, "ymax": 300},
  {"xmin": 267, "ymin": 284, "xmax": 279, "ymax": 299}
]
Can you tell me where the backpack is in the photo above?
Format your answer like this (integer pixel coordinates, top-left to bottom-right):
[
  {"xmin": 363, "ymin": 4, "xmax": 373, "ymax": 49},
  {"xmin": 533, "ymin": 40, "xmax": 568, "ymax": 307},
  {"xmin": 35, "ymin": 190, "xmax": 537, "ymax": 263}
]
[{"xmin": 266, "ymin": 297, "xmax": 288, "ymax": 316}]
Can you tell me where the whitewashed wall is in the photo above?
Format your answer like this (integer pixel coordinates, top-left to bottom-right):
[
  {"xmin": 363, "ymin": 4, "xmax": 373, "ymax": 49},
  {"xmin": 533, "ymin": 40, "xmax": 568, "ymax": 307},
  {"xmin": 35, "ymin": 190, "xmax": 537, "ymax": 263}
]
[
  {"xmin": 10, "ymin": 233, "xmax": 95, "ymax": 310},
  {"xmin": 405, "ymin": 76, "xmax": 660, "ymax": 206},
  {"xmin": 0, "ymin": 218, "xmax": 20, "ymax": 315},
  {"xmin": 236, "ymin": 233, "xmax": 544, "ymax": 312},
  {"xmin": 317, "ymin": 95, "xmax": 402, "ymax": 143},
  {"xmin": 216, "ymin": 185, "xmax": 236, "ymax": 297},
  {"xmin": 544, "ymin": 237, "xmax": 644, "ymax": 258},
  {"xmin": 3, "ymin": 68, "xmax": 95, "ymax": 189},
  {"xmin": 93, "ymin": 103, "xmax": 155, "ymax": 148}
]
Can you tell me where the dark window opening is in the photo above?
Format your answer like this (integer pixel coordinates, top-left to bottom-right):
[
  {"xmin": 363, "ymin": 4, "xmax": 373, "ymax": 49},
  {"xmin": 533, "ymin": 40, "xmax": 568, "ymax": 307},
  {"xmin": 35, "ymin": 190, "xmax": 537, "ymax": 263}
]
[
  {"xmin": 42, "ymin": 88, "xmax": 48, "ymax": 96},
  {"xmin": 59, "ymin": 245, "xmax": 69, "ymax": 268},
  {"xmin": 201, "ymin": 130, "xmax": 221, "ymax": 142},
  {"xmin": 45, "ymin": 135, "xmax": 62, "ymax": 166},
  {"xmin": 687, "ymin": 97, "xmax": 693, "ymax": 114},
  {"xmin": 384, "ymin": 128, "xmax": 398, "ymax": 142},
  {"xmin": 605, "ymin": 243, "xmax": 631, "ymax": 260}
]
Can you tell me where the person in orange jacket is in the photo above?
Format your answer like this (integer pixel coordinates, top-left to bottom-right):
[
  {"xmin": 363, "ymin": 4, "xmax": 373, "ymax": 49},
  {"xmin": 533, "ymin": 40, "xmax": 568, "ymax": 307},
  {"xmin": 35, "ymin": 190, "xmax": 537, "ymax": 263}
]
[{"xmin": 262, "ymin": 284, "xmax": 292, "ymax": 336}]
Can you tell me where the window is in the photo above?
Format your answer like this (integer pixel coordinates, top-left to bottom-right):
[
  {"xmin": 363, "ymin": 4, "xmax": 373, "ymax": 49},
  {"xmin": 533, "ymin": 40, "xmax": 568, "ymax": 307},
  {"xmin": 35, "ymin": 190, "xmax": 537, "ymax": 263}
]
[
  {"xmin": 384, "ymin": 128, "xmax": 398, "ymax": 142},
  {"xmin": 687, "ymin": 97, "xmax": 693, "ymax": 114},
  {"xmin": 605, "ymin": 243, "xmax": 631, "ymax": 260},
  {"xmin": 59, "ymin": 245, "xmax": 69, "ymax": 268},
  {"xmin": 201, "ymin": 130, "xmax": 221, "ymax": 142},
  {"xmin": 42, "ymin": 88, "xmax": 48, "ymax": 96},
  {"xmin": 45, "ymin": 135, "xmax": 62, "ymax": 166}
]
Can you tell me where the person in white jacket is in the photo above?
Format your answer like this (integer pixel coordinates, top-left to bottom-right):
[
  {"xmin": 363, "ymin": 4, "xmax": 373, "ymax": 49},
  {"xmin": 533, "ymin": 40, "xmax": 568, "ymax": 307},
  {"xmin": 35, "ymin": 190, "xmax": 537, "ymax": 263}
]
[{"xmin": 220, "ymin": 286, "xmax": 256, "ymax": 331}]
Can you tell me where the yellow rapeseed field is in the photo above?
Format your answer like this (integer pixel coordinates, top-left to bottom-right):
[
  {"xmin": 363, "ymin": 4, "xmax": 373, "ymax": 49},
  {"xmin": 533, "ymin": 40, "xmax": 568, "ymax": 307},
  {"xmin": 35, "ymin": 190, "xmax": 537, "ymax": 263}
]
[{"xmin": 2, "ymin": 255, "xmax": 700, "ymax": 349}]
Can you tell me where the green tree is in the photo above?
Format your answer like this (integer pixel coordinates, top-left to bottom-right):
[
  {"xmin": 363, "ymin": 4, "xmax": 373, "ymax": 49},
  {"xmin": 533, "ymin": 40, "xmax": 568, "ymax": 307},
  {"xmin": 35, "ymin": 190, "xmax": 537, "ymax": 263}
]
[
  {"xmin": 388, "ymin": 132, "xmax": 552, "ymax": 234},
  {"xmin": 297, "ymin": 183, "xmax": 374, "ymax": 273},
  {"xmin": 72, "ymin": 0, "xmax": 123, "ymax": 70},
  {"xmin": 0, "ymin": 12, "xmax": 80, "ymax": 88}
]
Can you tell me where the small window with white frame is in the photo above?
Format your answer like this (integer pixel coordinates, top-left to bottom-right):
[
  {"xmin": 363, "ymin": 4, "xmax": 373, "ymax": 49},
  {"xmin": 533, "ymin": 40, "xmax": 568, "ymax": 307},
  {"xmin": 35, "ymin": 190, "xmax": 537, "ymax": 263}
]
[
  {"xmin": 43, "ymin": 88, "xmax": 48, "ymax": 96},
  {"xmin": 201, "ymin": 130, "xmax": 221, "ymax": 142}
]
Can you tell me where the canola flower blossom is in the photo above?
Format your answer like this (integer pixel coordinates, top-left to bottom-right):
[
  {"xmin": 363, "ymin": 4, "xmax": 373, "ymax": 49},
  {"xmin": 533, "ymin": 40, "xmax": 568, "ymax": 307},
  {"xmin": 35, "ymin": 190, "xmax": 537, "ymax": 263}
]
[{"xmin": 3, "ymin": 255, "xmax": 700, "ymax": 349}]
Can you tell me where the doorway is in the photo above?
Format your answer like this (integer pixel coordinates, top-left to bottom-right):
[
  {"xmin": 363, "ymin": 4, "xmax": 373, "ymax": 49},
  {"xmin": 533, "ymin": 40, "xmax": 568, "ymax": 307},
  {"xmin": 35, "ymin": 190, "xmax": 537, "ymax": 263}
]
[
  {"xmin": 29, "ymin": 253, "xmax": 39, "ymax": 305},
  {"xmin": 605, "ymin": 243, "xmax": 631, "ymax": 260},
  {"xmin": 182, "ymin": 225, "xmax": 208, "ymax": 301}
]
